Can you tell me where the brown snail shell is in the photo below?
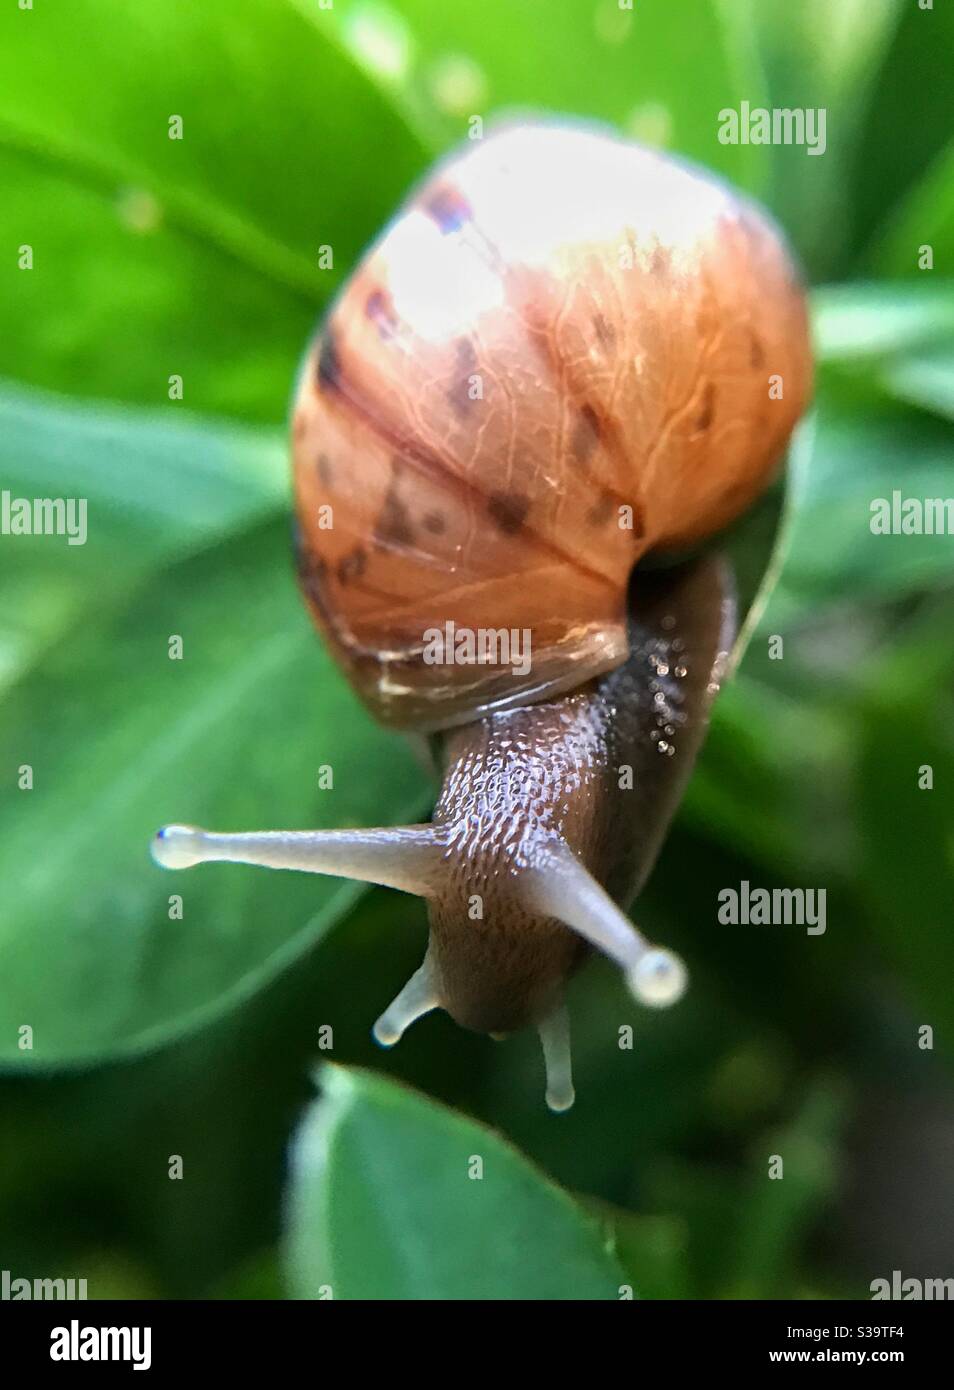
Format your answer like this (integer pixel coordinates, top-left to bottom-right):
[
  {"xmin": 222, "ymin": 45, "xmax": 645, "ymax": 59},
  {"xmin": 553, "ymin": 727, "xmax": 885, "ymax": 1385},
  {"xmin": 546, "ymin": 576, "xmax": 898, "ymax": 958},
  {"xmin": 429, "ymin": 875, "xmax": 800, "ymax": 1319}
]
[{"xmin": 292, "ymin": 123, "xmax": 811, "ymax": 730}]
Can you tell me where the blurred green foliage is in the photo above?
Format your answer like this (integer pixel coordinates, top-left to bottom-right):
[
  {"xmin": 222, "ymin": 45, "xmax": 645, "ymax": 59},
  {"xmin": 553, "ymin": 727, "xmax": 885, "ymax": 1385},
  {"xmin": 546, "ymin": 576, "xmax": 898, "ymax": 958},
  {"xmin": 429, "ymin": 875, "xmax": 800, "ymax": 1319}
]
[{"xmin": 1, "ymin": 0, "xmax": 952, "ymax": 1299}]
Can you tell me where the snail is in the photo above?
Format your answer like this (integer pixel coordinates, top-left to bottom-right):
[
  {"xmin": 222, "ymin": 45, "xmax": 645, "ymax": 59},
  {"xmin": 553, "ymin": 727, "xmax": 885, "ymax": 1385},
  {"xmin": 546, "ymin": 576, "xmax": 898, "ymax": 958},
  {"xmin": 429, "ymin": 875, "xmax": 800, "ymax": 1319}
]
[{"xmin": 152, "ymin": 124, "xmax": 811, "ymax": 1111}]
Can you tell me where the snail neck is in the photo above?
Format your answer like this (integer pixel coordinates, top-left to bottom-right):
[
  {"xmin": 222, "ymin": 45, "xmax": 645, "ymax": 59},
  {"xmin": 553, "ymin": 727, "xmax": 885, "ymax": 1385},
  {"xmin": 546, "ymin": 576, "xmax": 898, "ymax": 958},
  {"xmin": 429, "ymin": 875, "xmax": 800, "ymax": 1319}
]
[{"xmin": 425, "ymin": 688, "xmax": 618, "ymax": 1034}]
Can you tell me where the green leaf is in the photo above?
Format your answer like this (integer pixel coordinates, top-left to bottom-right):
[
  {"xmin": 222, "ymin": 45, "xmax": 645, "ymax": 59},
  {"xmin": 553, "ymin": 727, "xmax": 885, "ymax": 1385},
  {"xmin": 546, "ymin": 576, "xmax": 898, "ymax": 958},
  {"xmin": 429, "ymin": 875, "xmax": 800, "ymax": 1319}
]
[
  {"xmin": 0, "ymin": 144, "xmax": 315, "ymax": 423},
  {"xmin": 849, "ymin": 0, "xmax": 954, "ymax": 275},
  {"xmin": 687, "ymin": 669, "xmax": 850, "ymax": 877},
  {"xmin": 0, "ymin": 0, "xmax": 428, "ymax": 418},
  {"xmin": 881, "ymin": 349, "xmax": 954, "ymax": 422},
  {"xmin": 284, "ymin": 1065, "xmax": 628, "ymax": 1299},
  {"xmin": 688, "ymin": 381, "xmax": 954, "ymax": 875},
  {"xmin": 593, "ymin": 1205, "xmax": 690, "ymax": 1300},
  {"xmin": 874, "ymin": 140, "xmax": 954, "ymax": 280},
  {"xmin": 331, "ymin": 0, "xmax": 769, "ymax": 189},
  {"xmin": 743, "ymin": 0, "xmax": 902, "ymax": 279},
  {"xmin": 0, "ymin": 381, "xmax": 285, "ymax": 686},
  {"xmin": 812, "ymin": 282, "xmax": 954, "ymax": 421},
  {"xmin": 751, "ymin": 398, "xmax": 954, "ymax": 628},
  {"xmin": 813, "ymin": 282, "xmax": 954, "ymax": 362},
  {"xmin": 856, "ymin": 599, "xmax": 954, "ymax": 1046},
  {"xmin": 745, "ymin": 0, "xmax": 906, "ymax": 279},
  {"xmin": 0, "ymin": 392, "xmax": 428, "ymax": 1068}
]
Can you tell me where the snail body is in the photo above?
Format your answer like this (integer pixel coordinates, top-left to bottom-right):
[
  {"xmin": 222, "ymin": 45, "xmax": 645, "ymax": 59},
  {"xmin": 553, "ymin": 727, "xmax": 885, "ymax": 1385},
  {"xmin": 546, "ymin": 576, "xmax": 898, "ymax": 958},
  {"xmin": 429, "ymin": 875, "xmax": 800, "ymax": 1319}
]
[
  {"xmin": 153, "ymin": 124, "xmax": 811, "ymax": 1110},
  {"xmin": 425, "ymin": 551, "xmax": 734, "ymax": 1041}
]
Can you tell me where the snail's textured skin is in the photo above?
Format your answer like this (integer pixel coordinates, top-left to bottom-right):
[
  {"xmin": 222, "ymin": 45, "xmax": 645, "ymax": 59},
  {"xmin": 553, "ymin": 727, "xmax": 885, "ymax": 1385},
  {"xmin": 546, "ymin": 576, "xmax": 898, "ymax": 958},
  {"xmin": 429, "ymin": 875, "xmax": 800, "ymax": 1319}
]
[
  {"xmin": 427, "ymin": 551, "xmax": 734, "ymax": 1034},
  {"xmin": 293, "ymin": 123, "xmax": 811, "ymax": 729}
]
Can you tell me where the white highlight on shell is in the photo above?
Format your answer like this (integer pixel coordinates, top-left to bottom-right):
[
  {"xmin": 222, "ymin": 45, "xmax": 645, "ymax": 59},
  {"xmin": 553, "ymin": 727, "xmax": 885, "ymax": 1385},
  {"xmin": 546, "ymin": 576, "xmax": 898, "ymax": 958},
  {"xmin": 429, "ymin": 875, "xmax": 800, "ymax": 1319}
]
[
  {"xmin": 446, "ymin": 124, "xmax": 734, "ymax": 274},
  {"xmin": 383, "ymin": 209, "xmax": 505, "ymax": 343}
]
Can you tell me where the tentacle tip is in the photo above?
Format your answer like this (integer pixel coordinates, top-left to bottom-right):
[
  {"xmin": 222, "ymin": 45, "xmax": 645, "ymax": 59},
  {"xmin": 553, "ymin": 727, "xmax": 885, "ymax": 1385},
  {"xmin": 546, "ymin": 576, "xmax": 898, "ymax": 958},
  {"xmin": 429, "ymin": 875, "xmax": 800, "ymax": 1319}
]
[
  {"xmin": 371, "ymin": 1018, "xmax": 402, "ymax": 1049},
  {"xmin": 545, "ymin": 1085, "xmax": 576, "ymax": 1114},
  {"xmin": 151, "ymin": 824, "xmax": 203, "ymax": 870},
  {"xmin": 627, "ymin": 948, "xmax": 688, "ymax": 1008}
]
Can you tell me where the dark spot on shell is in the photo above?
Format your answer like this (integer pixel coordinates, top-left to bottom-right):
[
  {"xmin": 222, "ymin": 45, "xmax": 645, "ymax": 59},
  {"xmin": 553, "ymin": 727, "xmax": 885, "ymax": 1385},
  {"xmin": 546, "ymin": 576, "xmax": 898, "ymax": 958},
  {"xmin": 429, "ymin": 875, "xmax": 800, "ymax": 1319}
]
[
  {"xmin": 298, "ymin": 555, "xmax": 328, "ymax": 610},
  {"xmin": 365, "ymin": 288, "xmax": 398, "ymax": 341},
  {"xmin": 586, "ymin": 489, "xmax": 616, "ymax": 527},
  {"xmin": 337, "ymin": 546, "xmax": 366, "ymax": 585},
  {"xmin": 571, "ymin": 405, "xmax": 602, "ymax": 467},
  {"xmin": 422, "ymin": 184, "xmax": 473, "ymax": 235},
  {"xmin": 592, "ymin": 314, "xmax": 616, "ymax": 350},
  {"xmin": 650, "ymin": 245, "xmax": 670, "ymax": 275},
  {"xmin": 292, "ymin": 410, "xmax": 307, "ymax": 441},
  {"xmin": 316, "ymin": 331, "xmax": 341, "ymax": 393},
  {"xmin": 625, "ymin": 499, "xmax": 646, "ymax": 539},
  {"xmin": 447, "ymin": 339, "xmax": 478, "ymax": 418},
  {"xmin": 749, "ymin": 332, "xmax": 765, "ymax": 369},
  {"xmin": 294, "ymin": 533, "xmax": 331, "ymax": 623},
  {"xmin": 374, "ymin": 478, "xmax": 414, "ymax": 548},
  {"xmin": 488, "ymin": 492, "xmax": 530, "ymax": 535},
  {"xmin": 316, "ymin": 453, "xmax": 333, "ymax": 486},
  {"xmin": 423, "ymin": 510, "xmax": 447, "ymax": 535},
  {"xmin": 694, "ymin": 381, "xmax": 716, "ymax": 433},
  {"xmin": 293, "ymin": 522, "xmax": 327, "ymax": 589}
]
